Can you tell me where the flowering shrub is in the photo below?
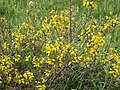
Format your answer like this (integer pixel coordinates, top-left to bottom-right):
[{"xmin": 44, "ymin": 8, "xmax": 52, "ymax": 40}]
[{"xmin": 0, "ymin": 0, "xmax": 120, "ymax": 89}]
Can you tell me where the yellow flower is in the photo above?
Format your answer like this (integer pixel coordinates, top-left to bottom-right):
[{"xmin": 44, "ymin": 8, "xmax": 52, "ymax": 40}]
[
  {"xmin": 86, "ymin": 57, "xmax": 92, "ymax": 61},
  {"xmin": 3, "ymin": 42, "xmax": 9, "ymax": 49},
  {"xmin": 36, "ymin": 84, "xmax": 46, "ymax": 90},
  {"xmin": 83, "ymin": 0, "xmax": 97, "ymax": 9},
  {"xmin": 50, "ymin": 10, "xmax": 54, "ymax": 14},
  {"xmin": 23, "ymin": 71, "xmax": 34, "ymax": 84},
  {"xmin": 0, "ymin": 76, "xmax": 2, "ymax": 84},
  {"xmin": 25, "ymin": 55, "xmax": 31, "ymax": 61},
  {"xmin": 105, "ymin": 16, "xmax": 109, "ymax": 19},
  {"xmin": 44, "ymin": 70, "xmax": 51, "ymax": 77},
  {"xmin": 18, "ymin": 78, "xmax": 25, "ymax": 84},
  {"xmin": 7, "ymin": 74, "xmax": 12, "ymax": 83},
  {"xmin": 15, "ymin": 42, "xmax": 20, "ymax": 49}
]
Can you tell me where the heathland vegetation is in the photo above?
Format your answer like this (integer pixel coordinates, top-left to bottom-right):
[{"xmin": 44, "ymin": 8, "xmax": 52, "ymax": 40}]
[{"xmin": 0, "ymin": 0, "xmax": 120, "ymax": 90}]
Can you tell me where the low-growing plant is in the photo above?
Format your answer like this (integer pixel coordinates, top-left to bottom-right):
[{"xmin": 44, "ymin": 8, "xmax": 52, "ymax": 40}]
[{"xmin": 0, "ymin": 0, "xmax": 120, "ymax": 90}]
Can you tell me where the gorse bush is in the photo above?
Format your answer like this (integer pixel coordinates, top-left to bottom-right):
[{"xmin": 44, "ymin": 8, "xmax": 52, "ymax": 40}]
[{"xmin": 0, "ymin": 0, "xmax": 120, "ymax": 90}]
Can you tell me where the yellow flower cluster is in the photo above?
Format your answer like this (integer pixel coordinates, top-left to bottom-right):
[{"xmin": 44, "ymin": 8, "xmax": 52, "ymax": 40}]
[
  {"xmin": 0, "ymin": 17, "xmax": 7, "ymax": 27},
  {"xmin": 77, "ymin": 13, "xmax": 119, "ymax": 69},
  {"xmin": 39, "ymin": 8, "xmax": 75, "ymax": 39},
  {"xmin": 14, "ymin": 70, "xmax": 34, "ymax": 85},
  {"xmin": 83, "ymin": 0, "xmax": 97, "ymax": 9},
  {"xmin": 102, "ymin": 13, "xmax": 120, "ymax": 33},
  {"xmin": 0, "ymin": 55, "xmax": 14, "ymax": 75},
  {"xmin": 87, "ymin": 32, "xmax": 105, "ymax": 57},
  {"xmin": 0, "ymin": 55, "xmax": 35, "ymax": 85},
  {"xmin": 36, "ymin": 84, "xmax": 46, "ymax": 90},
  {"xmin": 11, "ymin": 21, "xmax": 42, "ymax": 53},
  {"xmin": 32, "ymin": 56, "xmax": 45, "ymax": 67},
  {"xmin": 45, "ymin": 37, "xmax": 76, "ymax": 67},
  {"xmin": 101, "ymin": 48, "xmax": 120, "ymax": 81},
  {"xmin": 0, "ymin": 9, "xmax": 75, "ymax": 89},
  {"xmin": 3, "ymin": 42, "xmax": 9, "ymax": 49},
  {"xmin": 102, "ymin": 19, "xmax": 119, "ymax": 32},
  {"xmin": 23, "ymin": 70, "xmax": 34, "ymax": 84},
  {"xmin": 0, "ymin": 17, "xmax": 38, "ymax": 88}
]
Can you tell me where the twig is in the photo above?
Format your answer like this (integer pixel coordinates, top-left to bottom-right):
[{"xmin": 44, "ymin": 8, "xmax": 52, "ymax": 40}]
[{"xmin": 69, "ymin": 0, "xmax": 72, "ymax": 43}]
